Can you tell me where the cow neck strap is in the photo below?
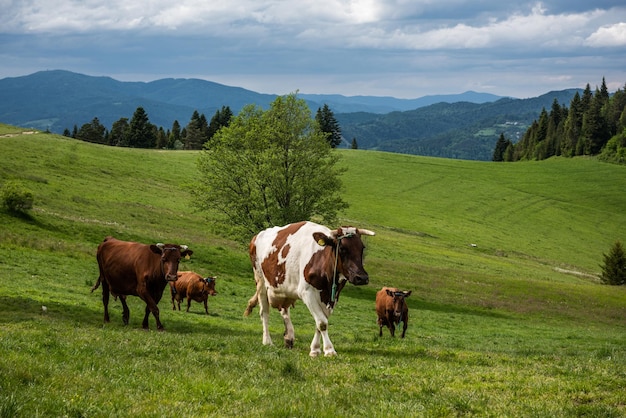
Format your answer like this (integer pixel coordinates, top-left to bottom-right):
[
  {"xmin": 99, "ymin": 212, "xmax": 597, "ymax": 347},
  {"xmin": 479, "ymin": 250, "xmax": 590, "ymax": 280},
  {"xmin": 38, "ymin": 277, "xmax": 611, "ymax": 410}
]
[{"xmin": 330, "ymin": 233, "xmax": 354, "ymax": 308}]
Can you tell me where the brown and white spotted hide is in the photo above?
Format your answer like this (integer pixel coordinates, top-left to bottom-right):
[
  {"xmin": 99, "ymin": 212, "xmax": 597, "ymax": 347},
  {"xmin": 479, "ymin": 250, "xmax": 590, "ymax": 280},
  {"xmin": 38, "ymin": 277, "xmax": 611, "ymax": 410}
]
[{"xmin": 244, "ymin": 221, "xmax": 375, "ymax": 357}]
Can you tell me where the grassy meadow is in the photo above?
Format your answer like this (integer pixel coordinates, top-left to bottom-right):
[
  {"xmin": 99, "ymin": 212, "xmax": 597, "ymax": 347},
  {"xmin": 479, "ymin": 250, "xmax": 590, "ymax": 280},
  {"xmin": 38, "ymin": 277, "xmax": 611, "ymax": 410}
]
[{"xmin": 0, "ymin": 124, "xmax": 625, "ymax": 417}]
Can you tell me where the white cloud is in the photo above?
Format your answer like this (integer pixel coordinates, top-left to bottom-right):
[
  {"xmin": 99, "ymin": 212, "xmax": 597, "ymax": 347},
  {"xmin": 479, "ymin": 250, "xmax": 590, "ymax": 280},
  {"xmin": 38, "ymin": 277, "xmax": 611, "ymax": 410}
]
[
  {"xmin": 1, "ymin": 1, "xmax": 625, "ymax": 98},
  {"xmin": 585, "ymin": 22, "xmax": 626, "ymax": 47}
]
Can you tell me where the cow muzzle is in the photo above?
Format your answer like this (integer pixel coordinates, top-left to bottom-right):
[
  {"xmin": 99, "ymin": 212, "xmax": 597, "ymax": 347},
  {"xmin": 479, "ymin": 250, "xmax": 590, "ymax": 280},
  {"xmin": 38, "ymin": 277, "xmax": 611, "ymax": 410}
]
[
  {"xmin": 351, "ymin": 274, "xmax": 369, "ymax": 285},
  {"xmin": 165, "ymin": 274, "xmax": 178, "ymax": 282}
]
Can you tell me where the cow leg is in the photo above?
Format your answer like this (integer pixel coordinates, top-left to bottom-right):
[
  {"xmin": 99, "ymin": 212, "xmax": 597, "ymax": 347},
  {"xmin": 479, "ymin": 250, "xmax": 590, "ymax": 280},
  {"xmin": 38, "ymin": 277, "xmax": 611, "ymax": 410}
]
[
  {"xmin": 389, "ymin": 322, "xmax": 396, "ymax": 337},
  {"xmin": 186, "ymin": 298, "xmax": 191, "ymax": 312},
  {"xmin": 310, "ymin": 329, "xmax": 322, "ymax": 357},
  {"xmin": 101, "ymin": 280, "xmax": 110, "ymax": 323},
  {"xmin": 309, "ymin": 320, "xmax": 335, "ymax": 357},
  {"xmin": 203, "ymin": 299, "xmax": 209, "ymax": 315},
  {"xmin": 139, "ymin": 292, "xmax": 163, "ymax": 330},
  {"xmin": 377, "ymin": 317, "xmax": 384, "ymax": 337},
  {"xmin": 401, "ymin": 319, "xmax": 408, "ymax": 338},
  {"xmin": 258, "ymin": 289, "xmax": 272, "ymax": 345},
  {"xmin": 280, "ymin": 307, "xmax": 295, "ymax": 348},
  {"xmin": 120, "ymin": 296, "xmax": 130, "ymax": 325},
  {"xmin": 301, "ymin": 294, "xmax": 335, "ymax": 357}
]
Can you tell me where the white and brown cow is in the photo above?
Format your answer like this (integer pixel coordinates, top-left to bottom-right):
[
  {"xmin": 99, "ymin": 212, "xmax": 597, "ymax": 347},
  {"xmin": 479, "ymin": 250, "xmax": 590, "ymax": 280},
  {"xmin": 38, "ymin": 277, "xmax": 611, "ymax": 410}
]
[{"xmin": 244, "ymin": 221, "xmax": 375, "ymax": 357}]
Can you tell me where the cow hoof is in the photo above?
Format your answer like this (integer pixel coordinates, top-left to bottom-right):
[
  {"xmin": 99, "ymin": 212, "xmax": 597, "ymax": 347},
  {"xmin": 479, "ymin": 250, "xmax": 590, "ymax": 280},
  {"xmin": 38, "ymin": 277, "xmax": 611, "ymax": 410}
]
[
  {"xmin": 324, "ymin": 350, "xmax": 337, "ymax": 357},
  {"xmin": 309, "ymin": 351, "xmax": 320, "ymax": 358},
  {"xmin": 284, "ymin": 339, "xmax": 294, "ymax": 349}
]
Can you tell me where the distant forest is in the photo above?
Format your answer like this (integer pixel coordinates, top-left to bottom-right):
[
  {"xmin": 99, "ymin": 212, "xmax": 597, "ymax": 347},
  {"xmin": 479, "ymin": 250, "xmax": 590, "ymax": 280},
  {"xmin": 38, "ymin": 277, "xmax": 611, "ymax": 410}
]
[
  {"xmin": 65, "ymin": 103, "xmax": 342, "ymax": 151},
  {"xmin": 493, "ymin": 78, "xmax": 626, "ymax": 164},
  {"xmin": 64, "ymin": 106, "xmax": 234, "ymax": 150}
]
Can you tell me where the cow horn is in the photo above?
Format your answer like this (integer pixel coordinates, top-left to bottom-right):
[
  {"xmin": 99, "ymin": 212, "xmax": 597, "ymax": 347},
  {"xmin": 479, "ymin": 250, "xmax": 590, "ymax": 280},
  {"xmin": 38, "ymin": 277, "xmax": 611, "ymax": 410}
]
[
  {"xmin": 180, "ymin": 245, "xmax": 188, "ymax": 251},
  {"xmin": 156, "ymin": 243, "xmax": 165, "ymax": 249},
  {"xmin": 357, "ymin": 228, "xmax": 375, "ymax": 236}
]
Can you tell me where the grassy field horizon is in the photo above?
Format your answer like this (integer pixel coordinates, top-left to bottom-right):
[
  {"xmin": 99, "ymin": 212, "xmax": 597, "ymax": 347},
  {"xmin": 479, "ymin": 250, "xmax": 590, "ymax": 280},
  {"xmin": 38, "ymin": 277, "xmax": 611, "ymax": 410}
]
[{"xmin": 1, "ymin": 125, "xmax": 624, "ymax": 416}]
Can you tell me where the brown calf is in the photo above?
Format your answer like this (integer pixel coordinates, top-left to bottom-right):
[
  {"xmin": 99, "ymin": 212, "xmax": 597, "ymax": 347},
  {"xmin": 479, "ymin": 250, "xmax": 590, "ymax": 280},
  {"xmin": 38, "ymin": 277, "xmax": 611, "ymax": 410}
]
[
  {"xmin": 170, "ymin": 271, "xmax": 217, "ymax": 314},
  {"xmin": 375, "ymin": 286, "xmax": 411, "ymax": 338}
]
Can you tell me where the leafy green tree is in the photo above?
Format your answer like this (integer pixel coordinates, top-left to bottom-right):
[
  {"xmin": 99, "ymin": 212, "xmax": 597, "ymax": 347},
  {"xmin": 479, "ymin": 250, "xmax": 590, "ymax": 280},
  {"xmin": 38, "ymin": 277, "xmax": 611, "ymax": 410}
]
[
  {"xmin": 193, "ymin": 93, "xmax": 347, "ymax": 240},
  {"xmin": 1, "ymin": 181, "xmax": 34, "ymax": 214},
  {"xmin": 599, "ymin": 128, "xmax": 626, "ymax": 164},
  {"xmin": 316, "ymin": 104, "xmax": 342, "ymax": 148},
  {"xmin": 128, "ymin": 107, "xmax": 156, "ymax": 148},
  {"xmin": 599, "ymin": 240, "xmax": 626, "ymax": 285},
  {"xmin": 76, "ymin": 117, "xmax": 106, "ymax": 144},
  {"xmin": 110, "ymin": 117, "xmax": 130, "ymax": 146}
]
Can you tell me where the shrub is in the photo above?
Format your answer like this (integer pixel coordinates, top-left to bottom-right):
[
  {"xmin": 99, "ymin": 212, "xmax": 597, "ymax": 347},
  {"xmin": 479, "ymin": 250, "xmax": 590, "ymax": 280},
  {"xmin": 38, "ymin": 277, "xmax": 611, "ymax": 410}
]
[
  {"xmin": 599, "ymin": 240, "xmax": 626, "ymax": 285},
  {"xmin": 1, "ymin": 181, "xmax": 34, "ymax": 213}
]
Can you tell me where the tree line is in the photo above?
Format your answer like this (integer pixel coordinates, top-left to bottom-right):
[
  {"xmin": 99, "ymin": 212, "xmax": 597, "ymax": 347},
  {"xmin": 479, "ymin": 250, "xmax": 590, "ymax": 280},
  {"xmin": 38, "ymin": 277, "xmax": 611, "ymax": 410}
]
[
  {"xmin": 64, "ymin": 102, "xmax": 344, "ymax": 150},
  {"xmin": 64, "ymin": 106, "xmax": 234, "ymax": 150},
  {"xmin": 493, "ymin": 78, "xmax": 626, "ymax": 163}
]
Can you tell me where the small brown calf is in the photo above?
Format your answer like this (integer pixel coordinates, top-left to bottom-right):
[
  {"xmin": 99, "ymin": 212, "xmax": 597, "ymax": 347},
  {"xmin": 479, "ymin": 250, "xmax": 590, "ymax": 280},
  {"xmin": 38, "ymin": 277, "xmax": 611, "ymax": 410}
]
[
  {"xmin": 170, "ymin": 271, "xmax": 217, "ymax": 314},
  {"xmin": 375, "ymin": 286, "xmax": 411, "ymax": 338}
]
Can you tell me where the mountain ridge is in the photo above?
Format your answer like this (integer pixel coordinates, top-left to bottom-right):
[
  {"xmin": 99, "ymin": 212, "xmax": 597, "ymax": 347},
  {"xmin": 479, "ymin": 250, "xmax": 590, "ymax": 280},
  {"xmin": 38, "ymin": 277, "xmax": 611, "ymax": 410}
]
[{"xmin": 0, "ymin": 70, "xmax": 581, "ymax": 160}]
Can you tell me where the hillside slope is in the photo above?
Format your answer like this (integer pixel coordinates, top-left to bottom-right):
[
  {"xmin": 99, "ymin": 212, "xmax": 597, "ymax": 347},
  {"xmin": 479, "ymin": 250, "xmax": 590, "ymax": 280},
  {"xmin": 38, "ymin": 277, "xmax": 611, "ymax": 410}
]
[
  {"xmin": 338, "ymin": 89, "xmax": 580, "ymax": 160},
  {"xmin": 1, "ymin": 127, "xmax": 625, "ymax": 416}
]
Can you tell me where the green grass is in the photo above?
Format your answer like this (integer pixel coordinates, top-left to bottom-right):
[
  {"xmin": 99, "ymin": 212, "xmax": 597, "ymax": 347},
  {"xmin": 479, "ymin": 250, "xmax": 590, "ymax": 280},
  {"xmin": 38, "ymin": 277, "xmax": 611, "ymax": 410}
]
[{"xmin": 1, "ymin": 124, "xmax": 625, "ymax": 417}]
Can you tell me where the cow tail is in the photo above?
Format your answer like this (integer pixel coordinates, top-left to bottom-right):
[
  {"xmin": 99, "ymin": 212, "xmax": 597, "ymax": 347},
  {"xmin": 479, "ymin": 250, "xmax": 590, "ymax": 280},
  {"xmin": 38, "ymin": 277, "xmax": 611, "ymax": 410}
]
[
  {"xmin": 90, "ymin": 277, "xmax": 101, "ymax": 293},
  {"xmin": 243, "ymin": 267, "xmax": 263, "ymax": 317},
  {"xmin": 243, "ymin": 293, "xmax": 258, "ymax": 316}
]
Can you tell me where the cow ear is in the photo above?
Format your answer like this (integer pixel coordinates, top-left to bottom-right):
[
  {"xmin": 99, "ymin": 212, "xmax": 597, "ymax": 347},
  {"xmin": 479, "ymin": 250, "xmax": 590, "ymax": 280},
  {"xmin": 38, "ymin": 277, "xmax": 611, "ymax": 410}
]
[
  {"xmin": 182, "ymin": 249, "xmax": 193, "ymax": 257},
  {"xmin": 313, "ymin": 232, "xmax": 332, "ymax": 247},
  {"xmin": 385, "ymin": 289, "xmax": 394, "ymax": 297},
  {"xmin": 404, "ymin": 291, "xmax": 412, "ymax": 297},
  {"xmin": 150, "ymin": 244, "xmax": 164, "ymax": 254}
]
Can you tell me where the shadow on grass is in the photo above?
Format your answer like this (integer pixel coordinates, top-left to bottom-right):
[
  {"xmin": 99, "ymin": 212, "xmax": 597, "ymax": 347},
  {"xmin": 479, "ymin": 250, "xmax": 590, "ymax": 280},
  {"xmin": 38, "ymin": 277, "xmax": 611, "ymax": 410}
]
[
  {"xmin": 345, "ymin": 286, "xmax": 510, "ymax": 319},
  {"xmin": 0, "ymin": 295, "xmax": 101, "ymax": 325}
]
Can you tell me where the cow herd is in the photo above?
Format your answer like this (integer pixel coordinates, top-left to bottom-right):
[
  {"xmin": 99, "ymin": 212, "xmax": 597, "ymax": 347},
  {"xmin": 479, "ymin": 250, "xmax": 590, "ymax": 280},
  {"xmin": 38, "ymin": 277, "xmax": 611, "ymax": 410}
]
[{"xmin": 92, "ymin": 221, "xmax": 412, "ymax": 356}]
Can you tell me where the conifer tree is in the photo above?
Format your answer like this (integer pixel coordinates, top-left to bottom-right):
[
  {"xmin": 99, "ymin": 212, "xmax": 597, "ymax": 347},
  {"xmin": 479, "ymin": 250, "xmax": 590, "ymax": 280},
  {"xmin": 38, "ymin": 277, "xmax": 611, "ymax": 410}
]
[
  {"xmin": 492, "ymin": 133, "xmax": 509, "ymax": 161},
  {"xmin": 128, "ymin": 107, "xmax": 156, "ymax": 148},
  {"xmin": 169, "ymin": 120, "xmax": 181, "ymax": 149},
  {"xmin": 315, "ymin": 104, "xmax": 342, "ymax": 148},
  {"xmin": 600, "ymin": 240, "xmax": 626, "ymax": 285},
  {"xmin": 185, "ymin": 110, "xmax": 207, "ymax": 150},
  {"xmin": 207, "ymin": 106, "xmax": 233, "ymax": 141}
]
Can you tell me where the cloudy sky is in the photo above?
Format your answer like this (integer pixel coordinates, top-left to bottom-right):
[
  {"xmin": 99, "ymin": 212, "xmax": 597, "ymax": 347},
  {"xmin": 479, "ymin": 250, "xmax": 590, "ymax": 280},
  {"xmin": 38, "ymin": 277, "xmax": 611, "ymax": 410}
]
[{"xmin": 2, "ymin": 0, "xmax": 625, "ymax": 98}]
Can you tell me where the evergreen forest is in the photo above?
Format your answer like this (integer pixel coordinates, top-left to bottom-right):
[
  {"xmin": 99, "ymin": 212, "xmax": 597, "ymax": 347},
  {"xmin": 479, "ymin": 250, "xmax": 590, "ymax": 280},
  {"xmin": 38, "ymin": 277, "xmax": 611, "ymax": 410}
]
[{"xmin": 494, "ymin": 78, "xmax": 626, "ymax": 164}]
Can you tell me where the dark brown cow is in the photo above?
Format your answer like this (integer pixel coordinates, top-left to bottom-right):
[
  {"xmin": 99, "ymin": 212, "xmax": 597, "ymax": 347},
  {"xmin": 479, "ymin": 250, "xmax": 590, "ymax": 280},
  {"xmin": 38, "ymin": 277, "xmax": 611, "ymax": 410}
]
[
  {"xmin": 170, "ymin": 271, "xmax": 217, "ymax": 314},
  {"xmin": 92, "ymin": 236, "xmax": 193, "ymax": 330},
  {"xmin": 376, "ymin": 286, "xmax": 411, "ymax": 338}
]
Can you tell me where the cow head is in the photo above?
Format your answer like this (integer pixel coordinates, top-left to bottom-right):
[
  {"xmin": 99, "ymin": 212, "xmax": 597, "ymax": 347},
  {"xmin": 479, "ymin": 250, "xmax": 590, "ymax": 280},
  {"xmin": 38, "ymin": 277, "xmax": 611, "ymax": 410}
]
[
  {"xmin": 151, "ymin": 243, "xmax": 193, "ymax": 281},
  {"xmin": 313, "ymin": 227, "xmax": 375, "ymax": 286},
  {"xmin": 203, "ymin": 276, "xmax": 218, "ymax": 296},
  {"xmin": 385, "ymin": 289, "xmax": 411, "ymax": 321}
]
